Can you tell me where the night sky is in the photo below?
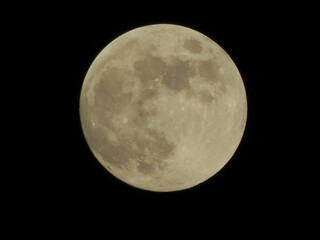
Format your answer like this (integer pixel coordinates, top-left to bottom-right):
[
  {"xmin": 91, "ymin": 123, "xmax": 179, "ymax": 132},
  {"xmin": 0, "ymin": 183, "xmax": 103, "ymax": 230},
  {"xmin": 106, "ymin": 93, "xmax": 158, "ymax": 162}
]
[{"xmin": 7, "ymin": 2, "xmax": 316, "ymax": 235}]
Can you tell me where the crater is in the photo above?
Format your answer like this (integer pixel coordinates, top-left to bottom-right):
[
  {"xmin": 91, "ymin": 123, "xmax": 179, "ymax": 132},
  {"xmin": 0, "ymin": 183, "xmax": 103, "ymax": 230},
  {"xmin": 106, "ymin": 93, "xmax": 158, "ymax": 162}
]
[{"xmin": 184, "ymin": 39, "xmax": 202, "ymax": 53}]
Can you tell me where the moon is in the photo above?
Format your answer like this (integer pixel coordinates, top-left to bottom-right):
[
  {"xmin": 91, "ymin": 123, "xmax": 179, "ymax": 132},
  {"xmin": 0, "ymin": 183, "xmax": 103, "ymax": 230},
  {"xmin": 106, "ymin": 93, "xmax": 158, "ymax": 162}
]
[{"xmin": 79, "ymin": 24, "xmax": 247, "ymax": 192}]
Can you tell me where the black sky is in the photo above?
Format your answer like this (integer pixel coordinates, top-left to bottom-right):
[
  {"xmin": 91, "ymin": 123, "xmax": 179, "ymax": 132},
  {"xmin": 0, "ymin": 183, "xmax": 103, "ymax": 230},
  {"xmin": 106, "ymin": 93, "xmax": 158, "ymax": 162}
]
[{"xmin": 7, "ymin": 2, "xmax": 317, "ymax": 235}]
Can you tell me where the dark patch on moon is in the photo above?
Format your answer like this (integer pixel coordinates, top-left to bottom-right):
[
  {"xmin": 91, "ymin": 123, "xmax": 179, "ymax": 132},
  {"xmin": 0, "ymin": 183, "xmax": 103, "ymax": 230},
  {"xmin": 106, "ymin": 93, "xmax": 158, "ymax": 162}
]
[
  {"xmin": 140, "ymin": 88, "xmax": 157, "ymax": 100},
  {"xmin": 197, "ymin": 60, "xmax": 228, "ymax": 94},
  {"xmin": 184, "ymin": 39, "xmax": 202, "ymax": 53},
  {"xmin": 109, "ymin": 40, "xmax": 140, "ymax": 62},
  {"xmin": 123, "ymin": 40, "xmax": 139, "ymax": 52},
  {"xmin": 93, "ymin": 67, "xmax": 133, "ymax": 120},
  {"xmin": 198, "ymin": 60, "xmax": 219, "ymax": 81},
  {"xmin": 137, "ymin": 162, "xmax": 153, "ymax": 174},
  {"xmin": 199, "ymin": 89, "xmax": 214, "ymax": 104},
  {"xmin": 81, "ymin": 125, "xmax": 136, "ymax": 169},
  {"xmin": 82, "ymin": 107, "xmax": 175, "ymax": 173},
  {"xmin": 131, "ymin": 102, "xmax": 157, "ymax": 128},
  {"xmin": 134, "ymin": 55, "xmax": 166, "ymax": 82},
  {"xmin": 105, "ymin": 127, "xmax": 175, "ymax": 174},
  {"xmin": 146, "ymin": 129, "xmax": 175, "ymax": 160},
  {"xmin": 80, "ymin": 92, "xmax": 92, "ymax": 128},
  {"xmin": 134, "ymin": 55, "xmax": 196, "ymax": 93},
  {"xmin": 92, "ymin": 40, "xmax": 139, "ymax": 74},
  {"xmin": 162, "ymin": 59, "xmax": 192, "ymax": 92}
]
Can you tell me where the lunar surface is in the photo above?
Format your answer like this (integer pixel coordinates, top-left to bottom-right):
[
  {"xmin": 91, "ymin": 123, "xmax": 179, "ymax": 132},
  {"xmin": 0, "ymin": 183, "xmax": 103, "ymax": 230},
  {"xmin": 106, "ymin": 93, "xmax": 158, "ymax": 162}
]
[{"xmin": 80, "ymin": 24, "xmax": 247, "ymax": 192}]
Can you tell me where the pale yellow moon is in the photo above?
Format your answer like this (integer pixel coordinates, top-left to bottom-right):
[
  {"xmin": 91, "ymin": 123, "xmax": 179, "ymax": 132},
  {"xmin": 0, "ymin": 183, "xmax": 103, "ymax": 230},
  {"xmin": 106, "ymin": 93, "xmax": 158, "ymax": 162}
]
[{"xmin": 79, "ymin": 24, "xmax": 247, "ymax": 192}]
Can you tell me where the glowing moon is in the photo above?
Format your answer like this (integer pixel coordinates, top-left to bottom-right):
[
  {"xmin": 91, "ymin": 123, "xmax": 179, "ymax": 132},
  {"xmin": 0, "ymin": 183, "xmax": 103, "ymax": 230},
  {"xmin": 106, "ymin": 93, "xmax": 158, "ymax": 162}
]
[{"xmin": 80, "ymin": 24, "xmax": 247, "ymax": 192}]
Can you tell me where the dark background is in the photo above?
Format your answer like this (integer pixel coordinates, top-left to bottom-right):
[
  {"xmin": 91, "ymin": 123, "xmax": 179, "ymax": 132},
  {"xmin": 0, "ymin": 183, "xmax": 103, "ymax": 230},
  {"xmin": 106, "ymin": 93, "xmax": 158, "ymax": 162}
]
[{"xmin": 7, "ymin": 2, "xmax": 317, "ymax": 235}]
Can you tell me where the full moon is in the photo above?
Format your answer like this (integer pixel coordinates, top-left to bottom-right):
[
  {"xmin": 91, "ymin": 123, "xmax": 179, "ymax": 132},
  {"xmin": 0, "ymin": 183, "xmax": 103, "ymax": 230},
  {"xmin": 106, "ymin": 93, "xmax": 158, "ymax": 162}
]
[{"xmin": 80, "ymin": 24, "xmax": 247, "ymax": 192}]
